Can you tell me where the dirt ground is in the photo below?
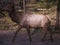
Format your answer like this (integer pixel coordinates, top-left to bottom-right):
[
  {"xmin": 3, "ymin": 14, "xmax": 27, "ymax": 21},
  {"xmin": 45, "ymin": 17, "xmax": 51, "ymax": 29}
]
[{"xmin": 0, "ymin": 29, "xmax": 60, "ymax": 45}]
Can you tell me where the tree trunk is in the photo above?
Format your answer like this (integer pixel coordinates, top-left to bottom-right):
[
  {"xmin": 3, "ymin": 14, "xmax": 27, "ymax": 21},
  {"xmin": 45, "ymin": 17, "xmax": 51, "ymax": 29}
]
[
  {"xmin": 23, "ymin": 0, "xmax": 26, "ymax": 14},
  {"xmin": 19, "ymin": 0, "xmax": 23, "ymax": 9},
  {"xmin": 55, "ymin": 0, "xmax": 60, "ymax": 29}
]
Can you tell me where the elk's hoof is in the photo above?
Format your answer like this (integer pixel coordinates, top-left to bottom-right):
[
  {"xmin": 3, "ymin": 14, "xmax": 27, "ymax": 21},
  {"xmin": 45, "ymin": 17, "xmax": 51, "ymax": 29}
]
[
  {"xmin": 41, "ymin": 39, "xmax": 44, "ymax": 42},
  {"xmin": 12, "ymin": 39, "xmax": 15, "ymax": 43},
  {"xmin": 50, "ymin": 39, "xmax": 54, "ymax": 42}
]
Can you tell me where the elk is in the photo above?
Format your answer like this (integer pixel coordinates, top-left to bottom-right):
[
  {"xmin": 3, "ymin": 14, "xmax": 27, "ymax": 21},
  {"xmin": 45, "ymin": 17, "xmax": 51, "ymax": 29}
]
[
  {"xmin": 0, "ymin": 2, "xmax": 53, "ymax": 44},
  {"xmin": 8, "ymin": 4, "xmax": 53, "ymax": 43},
  {"xmin": 10, "ymin": 12, "xmax": 53, "ymax": 43}
]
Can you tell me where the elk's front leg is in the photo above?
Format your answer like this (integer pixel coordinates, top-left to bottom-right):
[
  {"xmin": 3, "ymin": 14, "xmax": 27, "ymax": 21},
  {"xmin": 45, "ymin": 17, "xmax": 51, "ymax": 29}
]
[
  {"xmin": 12, "ymin": 25, "xmax": 22, "ymax": 43},
  {"xmin": 26, "ymin": 26, "xmax": 32, "ymax": 44}
]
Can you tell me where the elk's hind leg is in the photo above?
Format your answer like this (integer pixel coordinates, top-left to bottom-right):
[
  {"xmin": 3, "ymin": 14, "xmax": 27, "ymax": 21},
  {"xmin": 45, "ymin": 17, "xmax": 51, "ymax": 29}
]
[
  {"xmin": 49, "ymin": 29, "xmax": 53, "ymax": 42},
  {"xmin": 41, "ymin": 25, "xmax": 48, "ymax": 42}
]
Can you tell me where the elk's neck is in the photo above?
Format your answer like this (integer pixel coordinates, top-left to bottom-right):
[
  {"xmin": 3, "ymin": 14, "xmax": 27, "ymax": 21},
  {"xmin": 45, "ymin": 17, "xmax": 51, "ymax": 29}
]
[{"xmin": 9, "ymin": 10, "xmax": 23, "ymax": 23}]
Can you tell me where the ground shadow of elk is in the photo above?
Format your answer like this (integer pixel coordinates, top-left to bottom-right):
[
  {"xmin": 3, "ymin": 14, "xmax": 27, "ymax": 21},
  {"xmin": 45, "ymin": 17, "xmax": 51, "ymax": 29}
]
[{"xmin": 0, "ymin": 3, "xmax": 53, "ymax": 44}]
